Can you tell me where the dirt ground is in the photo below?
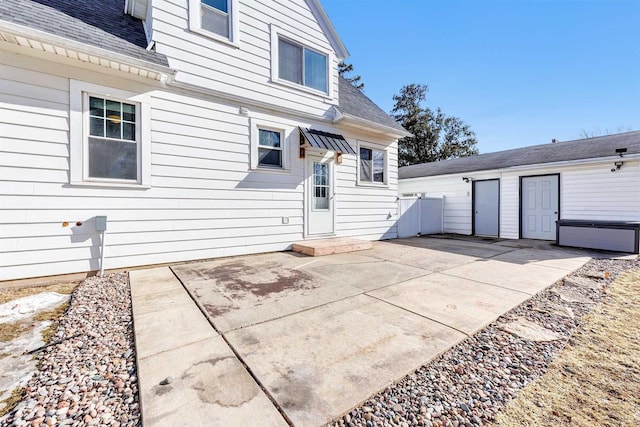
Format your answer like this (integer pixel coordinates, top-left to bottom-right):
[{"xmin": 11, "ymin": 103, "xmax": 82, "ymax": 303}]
[{"xmin": 494, "ymin": 270, "xmax": 640, "ymax": 426}]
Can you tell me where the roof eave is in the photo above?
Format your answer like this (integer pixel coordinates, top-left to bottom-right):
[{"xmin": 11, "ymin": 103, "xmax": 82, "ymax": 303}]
[
  {"xmin": 0, "ymin": 20, "xmax": 173, "ymax": 79},
  {"xmin": 305, "ymin": 0, "xmax": 349, "ymax": 59},
  {"xmin": 399, "ymin": 152, "xmax": 640, "ymax": 180},
  {"xmin": 334, "ymin": 112, "xmax": 412, "ymax": 139}
]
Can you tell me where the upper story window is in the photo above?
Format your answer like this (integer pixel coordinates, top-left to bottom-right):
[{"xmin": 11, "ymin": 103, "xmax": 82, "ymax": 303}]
[
  {"xmin": 189, "ymin": 0, "xmax": 239, "ymax": 45},
  {"xmin": 270, "ymin": 25, "xmax": 333, "ymax": 97},
  {"xmin": 359, "ymin": 144, "xmax": 387, "ymax": 185},
  {"xmin": 201, "ymin": 0, "xmax": 230, "ymax": 38},
  {"xmin": 278, "ymin": 38, "xmax": 328, "ymax": 93}
]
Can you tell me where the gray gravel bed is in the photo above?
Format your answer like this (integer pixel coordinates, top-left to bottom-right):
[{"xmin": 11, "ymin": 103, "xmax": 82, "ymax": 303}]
[
  {"xmin": 329, "ymin": 257, "xmax": 640, "ymax": 427},
  {"xmin": 0, "ymin": 273, "xmax": 140, "ymax": 427}
]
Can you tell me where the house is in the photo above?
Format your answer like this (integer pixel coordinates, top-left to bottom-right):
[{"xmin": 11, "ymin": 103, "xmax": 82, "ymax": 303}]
[
  {"xmin": 398, "ymin": 131, "xmax": 640, "ymax": 253},
  {"xmin": 0, "ymin": 0, "xmax": 410, "ymax": 281}
]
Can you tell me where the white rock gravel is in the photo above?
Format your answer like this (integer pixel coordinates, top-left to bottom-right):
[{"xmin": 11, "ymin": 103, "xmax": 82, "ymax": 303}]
[
  {"xmin": 328, "ymin": 256, "xmax": 640, "ymax": 427},
  {"xmin": 0, "ymin": 273, "xmax": 140, "ymax": 427}
]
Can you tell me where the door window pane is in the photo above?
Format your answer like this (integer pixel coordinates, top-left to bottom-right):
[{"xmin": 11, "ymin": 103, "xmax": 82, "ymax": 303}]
[
  {"xmin": 278, "ymin": 39, "xmax": 303, "ymax": 85},
  {"xmin": 313, "ymin": 162, "xmax": 329, "ymax": 210},
  {"xmin": 304, "ymin": 49, "xmax": 327, "ymax": 92}
]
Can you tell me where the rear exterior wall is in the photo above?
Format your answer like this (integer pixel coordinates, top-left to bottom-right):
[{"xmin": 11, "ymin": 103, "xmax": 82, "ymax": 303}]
[{"xmin": 0, "ymin": 50, "xmax": 398, "ymax": 281}]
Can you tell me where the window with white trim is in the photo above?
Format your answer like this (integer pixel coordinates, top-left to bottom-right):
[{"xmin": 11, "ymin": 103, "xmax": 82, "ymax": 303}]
[
  {"xmin": 277, "ymin": 37, "xmax": 328, "ymax": 92},
  {"xmin": 249, "ymin": 119, "xmax": 289, "ymax": 171},
  {"xmin": 359, "ymin": 145, "xmax": 387, "ymax": 184},
  {"xmin": 87, "ymin": 96, "xmax": 138, "ymax": 180},
  {"xmin": 258, "ymin": 128, "xmax": 283, "ymax": 168},
  {"xmin": 188, "ymin": 0, "xmax": 239, "ymax": 44},
  {"xmin": 69, "ymin": 80, "xmax": 151, "ymax": 187}
]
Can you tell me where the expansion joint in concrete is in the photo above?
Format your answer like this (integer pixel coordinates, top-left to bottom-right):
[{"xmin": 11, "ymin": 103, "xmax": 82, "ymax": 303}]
[{"xmin": 168, "ymin": 266, "xmax": 294, "ymax": 426}]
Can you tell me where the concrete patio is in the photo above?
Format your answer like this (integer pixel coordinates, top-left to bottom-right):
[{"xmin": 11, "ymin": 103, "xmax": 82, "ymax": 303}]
[{"xmin": 129, "ymin": 236, "xmax": 592, "ymax": 426}]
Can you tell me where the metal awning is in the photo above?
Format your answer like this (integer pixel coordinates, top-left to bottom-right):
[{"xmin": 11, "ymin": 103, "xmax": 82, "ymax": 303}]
[{"xmin": 299, "ymin": 127, "xmax": 356, "ymax": 155}]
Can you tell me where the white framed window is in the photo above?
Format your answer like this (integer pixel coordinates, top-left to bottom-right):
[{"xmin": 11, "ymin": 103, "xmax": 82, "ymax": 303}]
[
  {"xmin": 358, "ymin": 142, "xmax": 387, "ymax": 186},
  {"xmin": 188, "ymin": 0, "xmax": 239, "ymax": 46},
  {"xmin": 249, "ymin": 118, "xmax": 289, "ymax": 172},
  {"xmin": 69, "ymin": 80, "xmax": 151, "ymax": 188},
  {"xmin": 270, "ymin": 25, "xmax": 333, "ymax": 96}
]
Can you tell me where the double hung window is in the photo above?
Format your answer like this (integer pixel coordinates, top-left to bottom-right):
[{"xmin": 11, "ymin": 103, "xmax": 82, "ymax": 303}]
[{"xmin": 359, "ymin": 146, "xmax": 386, "ymax": 184}]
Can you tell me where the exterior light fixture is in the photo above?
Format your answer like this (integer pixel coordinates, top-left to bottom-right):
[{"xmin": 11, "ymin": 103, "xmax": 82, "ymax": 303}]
[{"xmin": 611, "ymin": 161, "xmax": 624, "ymax": 172}]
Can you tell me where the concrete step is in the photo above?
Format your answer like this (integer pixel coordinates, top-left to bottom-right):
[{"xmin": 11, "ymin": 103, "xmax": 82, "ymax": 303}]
[{"xmin": 292, "ymin": 237, "xmax": 373, "ymax": 256}]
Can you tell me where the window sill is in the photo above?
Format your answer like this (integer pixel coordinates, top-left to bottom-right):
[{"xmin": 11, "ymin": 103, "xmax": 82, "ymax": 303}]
[
  {"xmin": 250, "ymin": 167, "xmax": 291, "ymax": 175},
  {"xmin": 190, "ymin": 27, "xmax": 240, "ymax": 48},
  {"xmin": 271, "ymin": 78, "xmax": 332, "ymax": 100},
  {"xmin": 357, "ymin": 181, "xmax": 389, "ymax": 188},
  {"xmin": 69, "ymin": 181, "xmax": 151, "ymax": 190}
]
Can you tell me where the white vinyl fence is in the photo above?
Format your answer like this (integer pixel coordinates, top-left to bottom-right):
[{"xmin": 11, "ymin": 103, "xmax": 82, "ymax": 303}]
[{"xmin": 397, "ymin": 196, "xmax": 444, "ymax": 238}]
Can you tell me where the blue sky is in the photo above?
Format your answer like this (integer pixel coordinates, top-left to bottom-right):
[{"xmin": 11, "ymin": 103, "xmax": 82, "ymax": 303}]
[{"xmin": 321, "ymin": 0, "xmax": 640, "ymax": 153}]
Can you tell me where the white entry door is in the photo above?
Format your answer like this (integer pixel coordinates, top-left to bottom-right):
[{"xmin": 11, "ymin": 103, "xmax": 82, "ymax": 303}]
[
  {"xmin": 521, "ymin": 175, "xmax": 559, "ymax": 240},
  {"xmin": 473, "ymin": 179, "xmax": 500, "ymax": 236},
  {"xmin": 306, "ymin": 155, "xmax": 334, "ymax": 235}
]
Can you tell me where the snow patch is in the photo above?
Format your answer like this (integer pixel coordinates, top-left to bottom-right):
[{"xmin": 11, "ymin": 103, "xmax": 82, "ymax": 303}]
[{"xmin": 0, "ymin": 292, "xmax": 70, "ymax": 324}]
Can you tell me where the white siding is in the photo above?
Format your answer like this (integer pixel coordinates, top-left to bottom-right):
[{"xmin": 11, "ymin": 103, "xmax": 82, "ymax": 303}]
[
  {"xmin": 0, "ymin": 52, "xmax": 398, "ymax": 281},
  {"xmin": 399, "ymin": 160, "xmax": 640, "ymax": 240},
  {"xmin": 152, "ymin": 0, "xmax": 340, "ymax": 116}
]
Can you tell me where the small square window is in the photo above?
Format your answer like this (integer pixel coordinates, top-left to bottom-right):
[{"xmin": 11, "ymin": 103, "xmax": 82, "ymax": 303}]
[
  {"xmin": 258, "ymin": 129, "xmax": 283, "ymax": 168},
  {"xmin": 359, "ymin": 146, "xmax": 386, "ymax": 184}
]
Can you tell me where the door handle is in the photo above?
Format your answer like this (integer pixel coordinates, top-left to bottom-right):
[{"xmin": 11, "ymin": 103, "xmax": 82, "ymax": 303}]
[{"xmin": 554, "ymin": 211, "xmax": 558, "ymax": 214}]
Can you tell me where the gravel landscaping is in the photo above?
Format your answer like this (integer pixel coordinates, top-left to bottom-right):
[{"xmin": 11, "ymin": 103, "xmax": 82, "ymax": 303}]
[
  {"xmin": 328, "ymin": 256, "xmax": 639, "ymax": 427},
  {"xmin": 1, "ymin": 253, "xmax": 637, "ymax": 427},
  {"xmin": 0, "ymin": 273, "xmax": 139, "ymax": 427}
]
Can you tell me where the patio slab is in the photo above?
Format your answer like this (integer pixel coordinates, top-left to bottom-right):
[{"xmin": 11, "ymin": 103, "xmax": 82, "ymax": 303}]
[
  {"xmin": 172, "ymin": 252, "xmax": 428, "ymax": 332},
  {"xmin": 368, "ymin": 273, "xmax": 531, "ymax": 335},
  {"xmin": 363, "ymin": 241, "xmax": 481, "ymax": 272},
  {"xmin": 490, "ymin": 247, "xmax": 592, "ymax": 271},
  {"xmin": 137, "ymin": 336, "xmax": 287, "ymax": 427},
  {"xmin": 226, "ymin": 294, "xmax": 465, "ymax": 427},
  {"xmin": 442, "ymin": 259, "xmax": 577, "ymax": 295}
]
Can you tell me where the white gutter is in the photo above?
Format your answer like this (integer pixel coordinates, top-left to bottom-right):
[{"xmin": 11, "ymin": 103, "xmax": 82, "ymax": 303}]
[
  {"xmin": 0, "ymin": 20, "xmax": 173, "ymax": 78},
  {"xmin": 399, "ymin": 153, "xmax": 640, "ymax": 182}
]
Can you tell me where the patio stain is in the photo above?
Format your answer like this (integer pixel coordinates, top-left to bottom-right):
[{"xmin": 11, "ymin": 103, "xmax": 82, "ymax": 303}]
[
  {"xmin": 204, "ymin": 261, "xmax": 316, "ymax": 299},
  {"xmin": 188, "ymin": 357, "xmax": 259, "ymax": 407},
  {"xmin": 203, "ymin": 303, "xmax": 232, "ymax": 318}
]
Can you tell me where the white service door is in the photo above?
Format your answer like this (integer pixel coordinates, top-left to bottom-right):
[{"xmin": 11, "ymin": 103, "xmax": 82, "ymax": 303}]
[
  {"xmin": 307, "ymin": 156, "xmax": 334, "ymax": 235},
  {"xmin": 522, "ymin": 175, "xmax": 559, "ymax": 240},
  {"xmin": 474, "ymin": 179, "xmax": 500, "ymax": 236}
]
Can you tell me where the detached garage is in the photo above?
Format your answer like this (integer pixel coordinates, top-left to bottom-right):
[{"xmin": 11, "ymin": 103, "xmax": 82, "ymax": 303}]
[{"xmin": 398, "ymin": 131, "xmax": 640, "ymax": 253}]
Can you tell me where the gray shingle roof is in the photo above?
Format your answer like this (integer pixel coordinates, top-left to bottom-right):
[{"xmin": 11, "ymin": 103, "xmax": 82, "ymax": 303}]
[
  {"xmin": 399, "ymin": 131, "xmax": 640, "ymax": 179},
  {"xmin": 338, "ymin": 76, "xmax": 407, "ymax": 134},
  {"xmin": 0, "ymin": 0, "xmax": 169, "ymax": 67}
]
